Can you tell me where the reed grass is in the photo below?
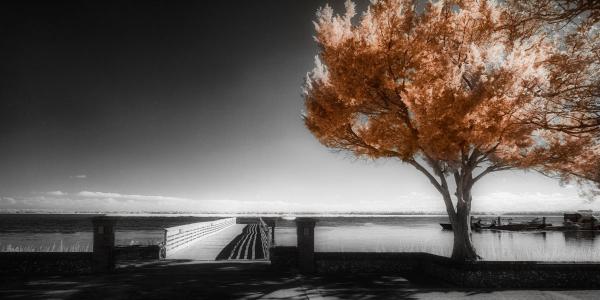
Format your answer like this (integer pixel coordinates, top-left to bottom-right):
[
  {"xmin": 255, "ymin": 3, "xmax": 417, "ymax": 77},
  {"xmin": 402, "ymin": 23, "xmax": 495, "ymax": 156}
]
[
  {"xmin": 0, "ymin": 241, "xmax": 91, "ymax": 252},
  {"xmin": 0, "ymin": 238, "xmax": 162, "ymax": 252},
  {"xmin": 371, "ymin": 243, "xmax": 599, "ymax": 261},
  {"xmin": 124, "ymin": 239, "xmax": 162, "ymax": 246}
]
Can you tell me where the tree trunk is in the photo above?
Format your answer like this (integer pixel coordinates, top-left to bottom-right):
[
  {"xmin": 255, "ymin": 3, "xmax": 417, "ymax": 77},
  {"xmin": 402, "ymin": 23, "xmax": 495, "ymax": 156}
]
[
  {"xmin": 450, "ymin": 207, "xmax": 478, "ymax": 260},
  {"xmin": 409, "ymin": 156, "xmax": 482, "ymax": 261}
]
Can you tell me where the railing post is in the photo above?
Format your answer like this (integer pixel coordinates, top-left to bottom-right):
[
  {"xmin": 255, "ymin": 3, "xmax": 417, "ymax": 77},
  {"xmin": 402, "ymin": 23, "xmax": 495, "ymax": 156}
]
[
  {"xmin": 271, "ymin": 224, "xmax": 275, "ymax": 245},
  {"xmin": 296, "ymin": 218, "xmax": 316, "ymax": 274},
  {"xmin": 160, "ymin": 228, "xmax": 167, "ymax": 259},
  {"xmin": 269, "ymin": 218, "xmax": 276, "ymax": 245},
  {"xmin": 261, "ymin": 218, "xmax": 276, "ymax": 245},
  {"xmin": 92, "ymin": 216, "xmax": 116, "ymax": 273}
]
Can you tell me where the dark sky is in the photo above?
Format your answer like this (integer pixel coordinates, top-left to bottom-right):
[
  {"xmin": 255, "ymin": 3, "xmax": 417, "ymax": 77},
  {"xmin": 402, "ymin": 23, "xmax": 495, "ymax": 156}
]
[
  {"xmin": 0, "ymin": 0, "xmax": 592, "ymax": 212},
  {"xmin": 1, "ymin": 1, "xmax": 321, "ymax": 190}
]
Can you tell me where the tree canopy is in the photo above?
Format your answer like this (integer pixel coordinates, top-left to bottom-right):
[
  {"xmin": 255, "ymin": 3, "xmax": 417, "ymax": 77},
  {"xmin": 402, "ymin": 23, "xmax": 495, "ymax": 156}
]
[
  {"xmin": 302, "ymin": 0, "xmax": 600, "ymax": 260},
  {"xmin": 505, "ymin": 0, "xmax": 600, "ymax": 188}
]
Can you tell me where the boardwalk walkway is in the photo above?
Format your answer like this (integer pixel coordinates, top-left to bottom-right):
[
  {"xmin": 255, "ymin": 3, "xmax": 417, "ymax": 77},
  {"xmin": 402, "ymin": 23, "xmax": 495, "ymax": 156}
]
[
  {"xmin": 216, "ymin": 224, "xmax": 266, "ymax": 260},
  {"xmin": 167, "ymin": 224, "xmax": 246, "ymax": 261}
]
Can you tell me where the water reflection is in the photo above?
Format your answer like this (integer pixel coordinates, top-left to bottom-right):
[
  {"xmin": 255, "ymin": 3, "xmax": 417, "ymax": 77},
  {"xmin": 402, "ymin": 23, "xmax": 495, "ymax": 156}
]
[{"xmin": 563, "ymin": 230, "xmax": 599, "ymax": 241}]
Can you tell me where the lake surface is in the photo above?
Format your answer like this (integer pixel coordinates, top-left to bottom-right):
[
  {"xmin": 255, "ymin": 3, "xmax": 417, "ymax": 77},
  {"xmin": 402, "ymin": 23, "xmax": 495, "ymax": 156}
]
[
  {"xmin": 0, "ymin": 214, "xmax": 221, "ymax": 251},
  {"xmin": 1, "ymin": 214, "xmax": 599, "ymax": 261}
]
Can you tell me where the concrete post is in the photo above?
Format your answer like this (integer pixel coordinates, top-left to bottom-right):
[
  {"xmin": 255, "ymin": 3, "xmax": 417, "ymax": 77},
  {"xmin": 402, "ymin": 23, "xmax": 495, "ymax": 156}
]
[
  {"xmin": 92, "ymin": 216, "xmax": 116, "ymax": 273},
  {"xmin": 296, "ymin": 218, "xmax": 316, "ymax": 274}
]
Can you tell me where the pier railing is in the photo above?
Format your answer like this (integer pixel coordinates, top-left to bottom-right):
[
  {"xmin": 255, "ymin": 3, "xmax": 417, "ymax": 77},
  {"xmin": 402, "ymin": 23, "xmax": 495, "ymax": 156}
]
[
  {"xmin": 162, "ymin": 217, "xmax": 236, "ymax": 257},
  {"xmin": 258, "ymin": 217, "xmax": 272, "ymax": 260}
]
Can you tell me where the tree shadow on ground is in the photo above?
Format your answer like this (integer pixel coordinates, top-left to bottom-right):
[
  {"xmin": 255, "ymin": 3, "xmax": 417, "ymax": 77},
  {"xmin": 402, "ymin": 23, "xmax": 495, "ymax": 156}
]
[{"xmin": 1, "ymin": 261, "xmax": 588, "ymax": 299}]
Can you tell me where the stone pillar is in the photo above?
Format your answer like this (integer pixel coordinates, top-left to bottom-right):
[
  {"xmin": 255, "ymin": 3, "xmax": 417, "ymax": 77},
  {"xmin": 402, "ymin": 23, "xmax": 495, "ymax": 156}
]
[
  {"xmin": 92, "ymin": 216, "xmax": 116, "ymax": 273},
  {"xmin": 296, "ymin": 218, "xmax": 316, "ymax": 274}
]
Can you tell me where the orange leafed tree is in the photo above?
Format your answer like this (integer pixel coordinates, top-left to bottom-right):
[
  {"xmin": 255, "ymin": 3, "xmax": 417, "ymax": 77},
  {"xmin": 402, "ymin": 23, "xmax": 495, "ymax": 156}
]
[
  {"xmin": 504, "ymin": 0, "xmax": 600, "ymax": 191},
  {"xmin": 504, "ymin": 0, "xmax": 599, "ymax": 137},
  {"xmin": 302, "ymin": 0, "xmax": 600, "ymax": 260}
]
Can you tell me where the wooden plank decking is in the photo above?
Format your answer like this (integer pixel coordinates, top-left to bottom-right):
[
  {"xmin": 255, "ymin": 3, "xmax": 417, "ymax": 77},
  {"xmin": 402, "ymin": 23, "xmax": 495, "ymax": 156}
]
[
  {"xmin": 167, "ymin": 224, "xmax": 246, "ymax": 261},
  {"xmin": 216, "ymin": 224, "xmax": 267, "ymax": 260}
]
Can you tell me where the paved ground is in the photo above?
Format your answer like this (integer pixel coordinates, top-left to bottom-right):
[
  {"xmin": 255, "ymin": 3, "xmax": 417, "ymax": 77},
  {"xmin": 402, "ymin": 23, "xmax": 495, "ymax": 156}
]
[
  {"xmin": 168, "ymin": 224, "xmax": 246, "ymax": 260},
  {"xmin": 1, "ymin": 261, "xmax": 599, "ymax": 299}
]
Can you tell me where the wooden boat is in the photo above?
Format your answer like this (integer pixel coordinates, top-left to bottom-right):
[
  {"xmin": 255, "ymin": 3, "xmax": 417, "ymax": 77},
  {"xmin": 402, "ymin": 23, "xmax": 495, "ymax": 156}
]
[
  {"xmin": 441, "ymin": 217, "xmax": 552, "ymax": 231},
  {"xmin": 563, "ymin": 211, "xmax": 599, "ymax": 230},
  {"xmin": 440, "ymin": 223, "xmax": 453, "ymax": 230},
  {"xmin": 488, "ymin": 217, "xmax": 551, "ymax": 231},
  {"xmin": 439, "ymin": 222, "xmax": 487, "ymax": 230},
  {"xmin": 491, "ymin": 223, "xmax": 552, "ymax": 231},
  {"xmin": 440, "ymin": 216, "xmax": 494, "ymax": 230}
]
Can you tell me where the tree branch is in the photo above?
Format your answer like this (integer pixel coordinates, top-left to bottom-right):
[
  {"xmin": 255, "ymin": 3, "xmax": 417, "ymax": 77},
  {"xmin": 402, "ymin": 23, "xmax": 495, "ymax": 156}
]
[
  {"xmin": 472, "ymin": 164, "xmax": 514, "ymax": 185},
  {"xmin": 408, "ymin": 159, "xmax": 439, "ymax": 186}
]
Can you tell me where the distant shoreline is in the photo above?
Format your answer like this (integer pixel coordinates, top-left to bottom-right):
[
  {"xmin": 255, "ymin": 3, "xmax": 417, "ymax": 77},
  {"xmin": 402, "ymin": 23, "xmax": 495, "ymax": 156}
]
[{"xmin": 0, "ymin": 211, "xmax": 579, "ymax": 217}]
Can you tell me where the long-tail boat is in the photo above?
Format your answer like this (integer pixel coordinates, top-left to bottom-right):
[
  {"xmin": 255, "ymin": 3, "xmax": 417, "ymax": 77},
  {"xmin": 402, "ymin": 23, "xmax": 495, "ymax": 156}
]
[{"xmin": 440, "ymin": 217, "xmax": 552, "ymax": 231}]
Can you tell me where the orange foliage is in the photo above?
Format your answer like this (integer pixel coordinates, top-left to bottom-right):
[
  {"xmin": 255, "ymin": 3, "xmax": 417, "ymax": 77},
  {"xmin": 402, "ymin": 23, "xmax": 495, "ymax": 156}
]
[
  {"xmin": 302, "ymin": 0, "xmax": 599, "ymax": 260},
  {"xmin": 503, "ymin": 0, "xmax": 600, "ymax": 185}
]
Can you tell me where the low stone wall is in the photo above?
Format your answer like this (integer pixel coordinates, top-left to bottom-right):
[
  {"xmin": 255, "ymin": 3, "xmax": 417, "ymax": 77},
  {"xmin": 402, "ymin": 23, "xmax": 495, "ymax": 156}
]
[
  {"xmin": 0, "ymin": 252, "xmax": 93, "ymax": 275},
  {"xmin": 315, "ymin": 252, "xmax": 422, "ymax": 275},
  {"xmin": 115, "ymin": 245, "xmax": 161, "ymax": 261},
  {"xmin": 0, "ymin": 246, "xmax": 162, "ymax": 276},
  {"xmin": 270, "ymin": 246, "xmax": 298, "ymax": 272},
  {"xmin": 270, "ymin": 247, "xmax": 600, "ymax": 288},
  {"xmin": 421, "ymin": 258, "xmax": 600, "ymax": 288}
]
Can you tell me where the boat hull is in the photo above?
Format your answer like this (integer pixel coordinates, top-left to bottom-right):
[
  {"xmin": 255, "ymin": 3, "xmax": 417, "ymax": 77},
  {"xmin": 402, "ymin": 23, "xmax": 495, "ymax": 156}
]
[
  {"xmin": 440, "ymin": 223, "xmax": 552, "ymax": 231},
  {"xmin": 439, "ymin": 223, "xmax": 484, "ymax": 230},
  {"xmin": 440, "ymin": 223, "xmax": 453, "ymax": 230}
]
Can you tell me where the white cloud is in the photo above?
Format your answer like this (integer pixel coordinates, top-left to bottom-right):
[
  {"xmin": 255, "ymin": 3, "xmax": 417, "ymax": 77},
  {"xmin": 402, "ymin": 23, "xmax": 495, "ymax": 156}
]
[
  {"xmin": 72, "ymin": 174, "xmax": 87, "ymax": 179},
  {"xmin": 0, "ymin": 191, "xmax": 194, "ymax": 212},
  {"xmin": 47, "ymin": 191, "xmax": 66, "ymax": 196},
  {"xmin": 1, "ymin": 197, "xmax": 16, "ymax": 205},
  {"xmin": 77, "ymin": 191, "xmax": 188, "ymax": 202}
]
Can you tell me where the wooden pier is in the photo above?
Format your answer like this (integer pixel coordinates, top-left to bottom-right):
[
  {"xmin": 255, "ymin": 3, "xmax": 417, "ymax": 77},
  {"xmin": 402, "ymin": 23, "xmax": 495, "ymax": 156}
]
[
  {"xmin": 163, "ymin": 218, "xmax": 272, "ymax": 261},
  {"xmin": 167, "ymin": 224, "xmax": 247, "ymax": 260}
]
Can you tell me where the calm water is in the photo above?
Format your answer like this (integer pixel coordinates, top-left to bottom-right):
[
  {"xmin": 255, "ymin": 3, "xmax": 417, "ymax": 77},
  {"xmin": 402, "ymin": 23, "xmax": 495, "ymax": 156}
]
[
  {"xmin": 1, "ymin": 214, "xmax": 599, "ymax": 261},
  {"xmin": 0, "ymin": 214, "xmax": 221, "ymax": 251},
  {"xmin": 276, "ymin": 216, "xmax": 600, "ymax": 261}
]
